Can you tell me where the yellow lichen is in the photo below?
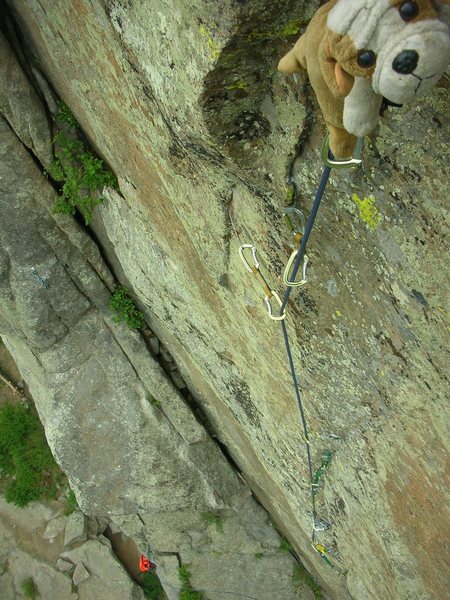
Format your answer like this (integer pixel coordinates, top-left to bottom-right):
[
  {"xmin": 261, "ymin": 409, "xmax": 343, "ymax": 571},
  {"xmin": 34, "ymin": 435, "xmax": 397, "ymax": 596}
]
[
  {"xmin": 279, "ymin": 18, "xmax": 304, "ymax": 37},
  {"xmin": 351, "ymin": 194, "xmax": 382, "ymax": 229},
  {"xmin": 199, "ymin": 25, "xmax": 220, "ymax": 62},
  {"xmin": 225, "ymin": 80, "xmax": 248, "ymax": 91}
]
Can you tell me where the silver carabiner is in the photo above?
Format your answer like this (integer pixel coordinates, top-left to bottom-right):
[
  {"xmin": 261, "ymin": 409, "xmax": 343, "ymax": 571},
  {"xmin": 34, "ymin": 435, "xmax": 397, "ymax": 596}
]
[
  {"xmin": 321, "ymin": 134, "xmax": 364, "ymax": 169},
  {"xmin": 265, "ymin": 291, "xmax": 286, "ymax": 321},
  {"xmin": 282, "ymin": 206, "xmax": 306, "ymax": 238},
  {"xmin": 283, "ymin": 251, "xmax": 309, "ymax": 287},
  {"xmin": 313, "ymin": 518, "xmax": 331, "ymax": 532},
  {"xmin": 238, "ymin": 244, "xmax": 259, "ymax": 273}
]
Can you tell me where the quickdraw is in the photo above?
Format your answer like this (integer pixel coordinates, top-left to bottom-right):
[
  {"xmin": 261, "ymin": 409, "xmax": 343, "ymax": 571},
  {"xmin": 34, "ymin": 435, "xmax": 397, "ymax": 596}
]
[
  {"xmin": 238, "ymin": 135, "xmax": 364, "ymax": 573},
  {"xmin": 238, "ymin": 244, "xmax": 286, "ymax": 321}
]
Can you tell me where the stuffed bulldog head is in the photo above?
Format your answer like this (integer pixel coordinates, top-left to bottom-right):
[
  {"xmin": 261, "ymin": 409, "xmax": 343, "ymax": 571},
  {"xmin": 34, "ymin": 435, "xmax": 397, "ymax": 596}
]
[{"xmin": 279, "ymin": 0, "xmax": 450, "ymax": 158}]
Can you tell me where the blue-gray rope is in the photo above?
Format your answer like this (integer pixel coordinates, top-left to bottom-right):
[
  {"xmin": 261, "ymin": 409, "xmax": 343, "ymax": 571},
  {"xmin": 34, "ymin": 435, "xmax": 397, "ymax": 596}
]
[{"xmin": 279, "ymin": 165, "xmax": 331, "ymax": 536}]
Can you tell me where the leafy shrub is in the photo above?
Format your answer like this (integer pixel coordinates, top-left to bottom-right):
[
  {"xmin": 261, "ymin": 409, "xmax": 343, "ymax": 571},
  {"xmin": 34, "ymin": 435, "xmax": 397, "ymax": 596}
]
[
  {"xmin": 0, "ymin": 402, "xmax": 63, "ymax": 507},
  {"xmin": 109, "ymin": 287, "xmax": 146, "ymax": 330},
  {"xmin": 51, "ymin": 102, "xmax": 118, "ymax": 224}
]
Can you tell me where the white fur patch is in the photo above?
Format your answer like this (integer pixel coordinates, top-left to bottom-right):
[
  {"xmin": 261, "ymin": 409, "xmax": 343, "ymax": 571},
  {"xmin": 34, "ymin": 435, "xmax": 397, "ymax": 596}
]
[
  {"xmin": 343, "ymin": 77, "xmax": 383, "ymax": 136},
  {"xmin": 372, "ymin": 17, "xmax": 450, "ymax": 101},
  {"xmin": 328, "ymin": 0, "xmax": 391, "ymax": 48}
]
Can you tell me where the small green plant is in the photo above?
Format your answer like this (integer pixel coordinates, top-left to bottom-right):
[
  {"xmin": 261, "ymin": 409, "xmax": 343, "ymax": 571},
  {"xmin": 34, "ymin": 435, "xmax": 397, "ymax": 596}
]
[
  {"xmin": 51, "ymin": 103, "xmax": 118, "ymax": 224},
  {"xmin": 64, "ymin": 486, "xmax": 79, "ymax": 515},
  {"xmin": 293, "ymin": 563, "xmax": 323, "ymax": 600},
  {"xmin": 254, "ymin": 552, "xmax": 264, "ymax": 560},
  {"xmin": 278, "ymin": 537, "xmax": 292, "ymax": 553},
  {"xmin": 21, "ymin": 577, "xmax": 39, "ymax": 599},
  {"xmin": 147, "ymin": 394, "xmax": 161, "ymax": 408},
  {"xmin": 202, "ymin": 512, "xmax": 224, "ymax": 534},
  {"xmin": 109, "ymin": 287, "xmax": 146, "ymax": 329},
  {"xmin": 178, "ymin": 565, "xmax": 204, "ymax": 600},
  {"xmin": 56, "ymin": 101, "xmax": 79, "ymax": 128},
  {"xmin": 0, "ymin": 402, "xmax": 64, "ymax": 507},
  {"xmin": 141, "ymin": 571, "xmax": 164, "ymax": 600},
  {"xmin": 179, "ymin": 591, "xmax": 204, "ymax": 600}
]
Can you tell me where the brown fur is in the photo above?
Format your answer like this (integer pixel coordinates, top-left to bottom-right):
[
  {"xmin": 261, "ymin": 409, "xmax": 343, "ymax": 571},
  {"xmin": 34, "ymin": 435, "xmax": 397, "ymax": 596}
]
[
  {"xmin": 278, "ymin": 1, "xmax": 357, "ymax": 158},
  {"xmin": 278, "ymin": 0, "xmax": 447, "ymax": 157}
]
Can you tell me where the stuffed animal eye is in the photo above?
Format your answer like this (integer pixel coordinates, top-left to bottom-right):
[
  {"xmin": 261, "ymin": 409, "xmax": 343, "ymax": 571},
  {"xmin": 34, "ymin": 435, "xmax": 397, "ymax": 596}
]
[
  {"xmin": 399, "ymin": 1, "xmax": 419, "ymax": 21},
  {"xmin": 357, "ymin": 50, "xmax": 377, "ymax": 68}
]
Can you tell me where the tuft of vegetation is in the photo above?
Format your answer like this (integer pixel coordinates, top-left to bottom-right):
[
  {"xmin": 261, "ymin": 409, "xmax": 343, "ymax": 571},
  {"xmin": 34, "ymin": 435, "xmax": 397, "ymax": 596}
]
[
  {"xmin": 202, "ymin": 511, "xmax": 224, "ymax": 534},
  {"xmin": 55, "ymin": 101, "xmax": 79, "ymax": 128},
  {"xmin": 0, "ymin": 402, "xmax": 64, "ymax": 507},
  {"xmin": 64, "ymin": 486, "xmax": 79, "ymax": 515},
  {"xmin": 147, "ymin": 394, "xmax": 161, "ymax": 408},
  {"xmin": 278, "ymin": 537, "xmax": 292, "ymax": 553},
  {"xmin": 254, "ymin": 552, "xmax": 264, "ymax": 560},
  {"xmin": 109, "ymin": 286, "xmax": 146, "ymax": 330},
  {"xmin": 51, "ymin": 101, "xmax": 118, "ymax": 224},
  {"xmin": 179, "ymin": 591, "xmax": 204, "ymax": 600},
  {"xmin": 141, "ymin": 571, "xmax": 164, "ymax": 600},
  {"xmin": 178, "ymin": 565, "xmax": 204, "ymax": 600},
  {"xmin": 21, "ymin": 577, "xmax": 39, "ymax": 599},
  {"xmin": 293, "ymin": 563, "xmax": 324, "ymax": 600}
]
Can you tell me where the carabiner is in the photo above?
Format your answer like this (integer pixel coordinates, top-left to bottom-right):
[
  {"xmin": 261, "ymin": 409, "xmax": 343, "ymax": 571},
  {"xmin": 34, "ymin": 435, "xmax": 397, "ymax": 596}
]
[
  {"xmin": 265, "ymin": 291, "xmax": 286, "ymax": 321},
  {"xmin": 239, "ymin": 244, "xmax": 259, "ymax": 273},
  {"xmin": 321, "ymin": 134, "xmax": 364, "ymax": 169},
  {"xmin": 283, "ymin": 251, "xmax": 309, "ymax": 287},
  {"xmin": 282, "ymin": 206, "xmax": 306, "ymax": 239},
  {"xmin": 313, "ymin": 518, "xmax": 331, "ymax": 533}
]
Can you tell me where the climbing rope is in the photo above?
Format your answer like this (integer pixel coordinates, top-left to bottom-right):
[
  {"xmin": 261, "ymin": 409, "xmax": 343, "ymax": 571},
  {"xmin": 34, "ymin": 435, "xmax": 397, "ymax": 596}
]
[{"xmin": 238, "ymin": 134, "xmax": 364, "ymax": 573}]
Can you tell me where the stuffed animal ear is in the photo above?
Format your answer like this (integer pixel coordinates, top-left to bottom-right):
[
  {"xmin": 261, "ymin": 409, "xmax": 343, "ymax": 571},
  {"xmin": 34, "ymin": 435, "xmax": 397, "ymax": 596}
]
[
  {"xmin": 278, "ymin": 36, "xmax": 306, "ymax": 73},
  {"xmin": 319, "ymin": 32, "xmax": 355, "ymax": 99},
  {"xmin": 278, "ymin": 49, "xmax": 302, "ymax": 73},
  {"xmin": 334, "ymin": 63, "xmax": 355, "ymax": 97}
]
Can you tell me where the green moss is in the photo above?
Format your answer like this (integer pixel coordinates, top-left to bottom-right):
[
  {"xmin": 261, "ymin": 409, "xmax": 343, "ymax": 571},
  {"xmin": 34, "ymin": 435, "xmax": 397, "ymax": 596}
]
[
  {"xmin": 109, "ymin": 286, "xmax": 146, "ymax": 330},
  {"xmin": 0, "ymin": 402, "xmax": 64, "ymax": 507}
]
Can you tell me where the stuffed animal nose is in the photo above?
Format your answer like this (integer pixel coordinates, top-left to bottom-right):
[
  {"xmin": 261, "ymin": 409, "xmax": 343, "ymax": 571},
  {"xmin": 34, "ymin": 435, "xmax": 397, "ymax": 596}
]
[{"xmin": 392, "ymin": 50, "xmax": 419, "ymax": 74}]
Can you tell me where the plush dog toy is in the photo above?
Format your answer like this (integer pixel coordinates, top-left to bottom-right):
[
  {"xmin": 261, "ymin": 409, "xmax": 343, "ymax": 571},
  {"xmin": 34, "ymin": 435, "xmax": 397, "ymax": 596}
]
[{"xmin": 279, "ymin": 0, "xmax": 450, "ymax": 158}]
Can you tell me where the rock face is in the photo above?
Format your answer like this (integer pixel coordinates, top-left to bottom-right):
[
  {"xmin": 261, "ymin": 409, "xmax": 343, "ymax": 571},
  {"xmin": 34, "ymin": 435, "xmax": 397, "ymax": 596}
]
[
  {"xmin": 0, "ymin": 496, "xmax": 144, "ymax": 600},
  {"xmin": 1, "ymin": 1, "xmax": 449, "ymax": 600}
]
